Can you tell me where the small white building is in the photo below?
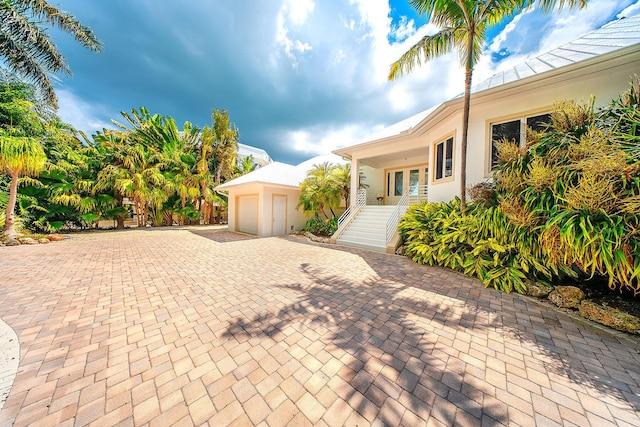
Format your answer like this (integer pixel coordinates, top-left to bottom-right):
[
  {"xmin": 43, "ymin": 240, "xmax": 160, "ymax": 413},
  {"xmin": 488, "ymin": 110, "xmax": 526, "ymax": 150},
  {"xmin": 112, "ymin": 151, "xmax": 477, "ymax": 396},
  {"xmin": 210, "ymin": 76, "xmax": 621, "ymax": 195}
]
[{"xmin": 217, "ymin": 154, "xmax": 346, "ymax": 237}]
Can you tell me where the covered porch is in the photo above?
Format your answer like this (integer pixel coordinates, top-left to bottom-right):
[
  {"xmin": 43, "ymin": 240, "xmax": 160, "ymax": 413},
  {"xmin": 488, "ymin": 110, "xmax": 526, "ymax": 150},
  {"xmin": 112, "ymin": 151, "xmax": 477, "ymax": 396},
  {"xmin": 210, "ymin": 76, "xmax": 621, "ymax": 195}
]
[
  {"xmin": 331, "ymin": 142, "xmax": 430, "ymax": 253},
  {"xmin": 344, "ymin": 143, "xmax": 430, "ymax": 208}
]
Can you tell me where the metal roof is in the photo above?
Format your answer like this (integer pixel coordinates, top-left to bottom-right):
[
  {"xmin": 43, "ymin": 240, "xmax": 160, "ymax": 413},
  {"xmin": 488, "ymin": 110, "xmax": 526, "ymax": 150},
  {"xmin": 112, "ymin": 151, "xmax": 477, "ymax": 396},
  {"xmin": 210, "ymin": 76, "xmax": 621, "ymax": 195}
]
[
  {"xmin": 338, "ymin": 14, "xmax": 640, "ymax": 151},
  {"xmin": 216, "ymin": 162, "xmax": 307, "ymax": 189},
  {"xmin": 217, "ymin": 154, "xmax": 346, "ymax": 190},
  {"xmin": 472, "ymin": 13, "xmax": 640, "ymax": 93}
]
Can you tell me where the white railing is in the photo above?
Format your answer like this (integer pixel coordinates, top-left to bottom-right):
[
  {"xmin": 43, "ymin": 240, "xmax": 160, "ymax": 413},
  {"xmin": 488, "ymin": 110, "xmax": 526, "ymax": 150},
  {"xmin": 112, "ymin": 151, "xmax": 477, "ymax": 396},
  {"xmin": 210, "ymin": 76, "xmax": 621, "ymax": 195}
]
[
  {"xmin": 385, "ymin": 184, "xmax": 428, "ymax": 244},
  {"xmin": 408, "ymin": 184, "xmax": 429, "ymax": 205},
  {"xmin": 336, "ymin": 188, "xmax": 366, "ymax": 234}
]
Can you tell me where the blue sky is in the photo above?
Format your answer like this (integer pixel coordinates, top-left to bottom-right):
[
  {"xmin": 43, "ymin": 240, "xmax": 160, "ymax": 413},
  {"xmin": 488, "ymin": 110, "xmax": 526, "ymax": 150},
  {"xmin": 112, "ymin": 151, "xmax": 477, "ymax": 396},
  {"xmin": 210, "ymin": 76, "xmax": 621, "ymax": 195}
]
[{"xmin": 50, "ymin": 0, "xmax": 640, "ymax": 164}]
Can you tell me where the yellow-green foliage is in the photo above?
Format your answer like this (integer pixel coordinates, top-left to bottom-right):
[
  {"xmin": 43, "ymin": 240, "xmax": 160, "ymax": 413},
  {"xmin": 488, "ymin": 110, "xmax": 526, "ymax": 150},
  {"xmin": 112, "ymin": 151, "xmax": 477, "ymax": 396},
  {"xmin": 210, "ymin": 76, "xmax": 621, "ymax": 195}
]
[{"xmin": 401, "ymin": 80, "xmax": 640, "ymax": 295}]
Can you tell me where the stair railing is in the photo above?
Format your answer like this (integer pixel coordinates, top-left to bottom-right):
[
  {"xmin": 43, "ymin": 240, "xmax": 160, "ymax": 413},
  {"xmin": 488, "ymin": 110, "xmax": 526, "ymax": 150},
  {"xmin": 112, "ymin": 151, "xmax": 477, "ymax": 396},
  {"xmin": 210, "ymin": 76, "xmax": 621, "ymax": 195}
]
[
  {"xmin": 336, "ymin": 188, "xmax": 367, "ymax": 236},
  {"xmin": 386, "ymin": 184, "xmax": 428, "ymax": 244},
  {"xmin": 408, "ymin": 184, "xmax": 429, "ymax": 205}
]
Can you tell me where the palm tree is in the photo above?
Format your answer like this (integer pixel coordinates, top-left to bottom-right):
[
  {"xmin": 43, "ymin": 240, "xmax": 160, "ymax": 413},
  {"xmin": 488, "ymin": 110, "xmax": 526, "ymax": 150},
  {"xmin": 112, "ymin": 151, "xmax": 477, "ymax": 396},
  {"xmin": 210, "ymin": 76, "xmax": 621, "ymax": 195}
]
[
  {"xmin": 115, "ymin": 144, "xmax": 166, "ymax": 228},
  {"xmin": 209, "ymin": 109, "xmax": 239, "ymax": 185},
  {"xmin": 238, "ymin": 155, "xmax": 257, "ymax": 175},
  {"xmin": 389, "ymin": 0, "xmax": 586, "ymax": 212},
  {"xmin": 0, "ymin": 1, "xmax": 102, "ymax": 108},
  {"xmin": 298, "ymin": 162, "xmax": 343, "ymax": 219},
  {"xmin": 1, "ymin": 135, "xmax": 46, "ymax": 237}
]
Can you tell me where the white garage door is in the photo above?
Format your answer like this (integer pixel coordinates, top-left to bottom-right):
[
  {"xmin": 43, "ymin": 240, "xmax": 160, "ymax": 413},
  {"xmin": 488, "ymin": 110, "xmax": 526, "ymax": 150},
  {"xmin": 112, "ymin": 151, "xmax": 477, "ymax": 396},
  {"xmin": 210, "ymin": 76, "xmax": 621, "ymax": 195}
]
[{"xmin": 237, "ymin": 195, "xmax": 258, "ymax": 235}]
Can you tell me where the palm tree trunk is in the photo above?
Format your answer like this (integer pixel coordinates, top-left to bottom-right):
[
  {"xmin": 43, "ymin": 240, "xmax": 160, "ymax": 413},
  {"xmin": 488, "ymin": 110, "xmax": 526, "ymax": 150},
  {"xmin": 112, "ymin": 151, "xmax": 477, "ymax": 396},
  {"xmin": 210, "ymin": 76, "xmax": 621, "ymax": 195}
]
[
  {"xmin": 3, "ymin": 171, "xmax": 20, "ymax": 238},
  {"xmin": 136, "ymin": 198, "xmax": 145, "ymax": 227},
  {"xmin": 143, "ymin": 202, "xmax": 148, "ymax": 227},
  {"xmin": 460, "ymin": 66, "xmax": 473, "ymax": 213},
  {"xmin": 116, "ymin": 195, "xmax": 125, "ymax": 229}
]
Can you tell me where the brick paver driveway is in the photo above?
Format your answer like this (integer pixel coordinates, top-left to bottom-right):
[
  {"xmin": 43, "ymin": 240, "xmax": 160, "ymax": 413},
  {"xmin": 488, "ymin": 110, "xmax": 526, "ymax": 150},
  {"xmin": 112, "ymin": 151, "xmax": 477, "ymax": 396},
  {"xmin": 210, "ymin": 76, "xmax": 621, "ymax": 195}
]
[{"xmin": 1, "ymin": 227, "xmax": 639, "ymax": 426}]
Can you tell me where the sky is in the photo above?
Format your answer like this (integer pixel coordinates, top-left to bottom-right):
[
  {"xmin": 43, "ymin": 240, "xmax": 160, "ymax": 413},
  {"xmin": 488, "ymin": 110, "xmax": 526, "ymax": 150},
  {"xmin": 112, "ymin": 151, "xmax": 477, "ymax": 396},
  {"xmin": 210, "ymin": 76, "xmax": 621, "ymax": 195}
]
[{"xmin": 49, "ymin": 0, "xmax": 640, "ymax": 165}]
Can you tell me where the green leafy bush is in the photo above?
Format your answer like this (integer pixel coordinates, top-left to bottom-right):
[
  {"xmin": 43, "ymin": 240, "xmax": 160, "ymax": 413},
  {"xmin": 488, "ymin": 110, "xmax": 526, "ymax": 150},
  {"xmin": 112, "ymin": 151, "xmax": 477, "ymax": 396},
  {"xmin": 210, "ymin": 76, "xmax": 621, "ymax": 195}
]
[
  {"xmin": 401, "ymin": 78, "xmax": 640, "ymax": 295},
  {"xmin": 303, "ymin": 216, "xmax": 337, "ymax": 236}
]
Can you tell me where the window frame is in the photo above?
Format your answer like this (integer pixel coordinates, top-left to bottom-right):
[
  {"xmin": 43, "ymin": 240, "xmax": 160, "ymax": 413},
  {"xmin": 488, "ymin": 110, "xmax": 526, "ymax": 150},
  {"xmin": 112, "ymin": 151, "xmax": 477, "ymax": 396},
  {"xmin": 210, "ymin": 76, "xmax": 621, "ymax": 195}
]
[
  {"xmin": 433, "ymin": 135, "xmax": 455, "ymax": 183},
  {"xmin": 487, "ymin": 111, "xmax": 551, "ymax": 174}
]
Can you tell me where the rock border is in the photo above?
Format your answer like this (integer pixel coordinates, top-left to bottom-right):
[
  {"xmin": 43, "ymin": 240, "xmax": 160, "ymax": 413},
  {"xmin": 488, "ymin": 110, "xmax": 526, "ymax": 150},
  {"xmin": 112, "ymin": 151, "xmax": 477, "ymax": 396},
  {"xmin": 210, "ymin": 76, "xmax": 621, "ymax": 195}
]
[
  {"xmin": 526, "ymin": 282, "xmax": 640, "ymax": 335},
  {"xmin": 290, "ymin": 230, "xmax": 331, "ymax": 244},
  {"xmin": 1, "ymin": 234, "xmax": 66, "ymax": 247}
]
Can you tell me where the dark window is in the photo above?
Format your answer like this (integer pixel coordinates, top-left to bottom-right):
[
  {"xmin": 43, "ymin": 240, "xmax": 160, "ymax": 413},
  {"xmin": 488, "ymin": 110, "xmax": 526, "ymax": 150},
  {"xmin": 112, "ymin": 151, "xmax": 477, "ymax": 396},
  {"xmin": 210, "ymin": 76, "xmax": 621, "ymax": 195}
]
[
  {"xmin": 526, "ymin": 113, "xmax": 551, "ymax": 133},
  {"xmin": 490, "ymin": 113, "xmax": 552, "ymax": 170},
  {"xmin": 387, "ymin": 172, "xmax": 390, "ymax": 197},
  {"xmin": 394, "ymin": 171, "xmax": 403, "ymax": 196},
  {"xmin": 435, "ymin": 137, "xmax": 454, "ymax": 180},
  {"xmin": 436, "ymin": 142, "xmax": 444, "ymax": 180},
  {"xmin": 491, "ymin": 119, "xmax": 520, "ymax": 168},
  {"xmin": 445, "ymin": 138, "xmax": 453, "ymax": 178}
]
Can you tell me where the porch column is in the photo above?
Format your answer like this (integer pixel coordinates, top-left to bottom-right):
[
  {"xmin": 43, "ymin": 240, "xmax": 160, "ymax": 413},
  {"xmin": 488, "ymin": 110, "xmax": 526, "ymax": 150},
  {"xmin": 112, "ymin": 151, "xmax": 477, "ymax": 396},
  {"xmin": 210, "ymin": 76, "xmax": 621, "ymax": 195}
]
[{"xmin": 350, "ymin": 157, "xmax": 360, "ymax": 207}]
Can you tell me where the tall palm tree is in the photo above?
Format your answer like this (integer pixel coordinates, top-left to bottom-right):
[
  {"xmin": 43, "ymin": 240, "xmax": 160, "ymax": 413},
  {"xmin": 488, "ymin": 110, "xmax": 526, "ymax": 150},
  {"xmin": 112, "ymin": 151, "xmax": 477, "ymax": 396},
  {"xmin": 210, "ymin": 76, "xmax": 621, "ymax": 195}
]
[
  {"xmin": 1, "ymin": 135, "xmax": 46, "ymax": 237},
  {"xmin": 209, "ymin": 109, "xmax": 239, "ymax": 185},
  {"xmin": 389, "ymin": 0, "xmax": 586, "ymax": 212},
  {"xmin": 0, "ymin": 0, "xmax": 102, "ymax": 108}
]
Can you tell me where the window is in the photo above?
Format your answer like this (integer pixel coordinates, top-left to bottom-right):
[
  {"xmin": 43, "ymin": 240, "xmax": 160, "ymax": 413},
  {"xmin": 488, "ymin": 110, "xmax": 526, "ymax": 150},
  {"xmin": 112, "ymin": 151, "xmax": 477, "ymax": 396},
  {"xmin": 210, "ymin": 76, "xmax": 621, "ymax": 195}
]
[
  {"xmin": 435, "ymin": 137, "xmax": 453, "ymax": 181},
  {"xmin": 394, "ymin": 171, "xmax": 403, "ymax": 196},
  {"xmin": 490, "ymin": 113, "xmax": 551, "ymax": 169},
  {"xmin": 409, "ymin": 169, "xmax": 419, "ymax": 195}
]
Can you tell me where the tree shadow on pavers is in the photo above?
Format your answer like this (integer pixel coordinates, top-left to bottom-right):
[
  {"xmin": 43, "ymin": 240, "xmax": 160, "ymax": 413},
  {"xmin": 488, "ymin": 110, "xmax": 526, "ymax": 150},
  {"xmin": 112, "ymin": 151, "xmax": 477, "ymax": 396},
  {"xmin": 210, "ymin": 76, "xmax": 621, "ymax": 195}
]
[
  {"xmin": 502, "ymin": 296, "xmax": 640, "ymax": 413},
  {"xmin": 321, "ymin": 242, "xmax": 640, "ymax": 417},
  {"xmin": 188, "ymin": 230, "xmax": 257, "ymax": 243},
  {"xmin": 222, "ymin": 262, "xmax": 509, "ymax": 425}
]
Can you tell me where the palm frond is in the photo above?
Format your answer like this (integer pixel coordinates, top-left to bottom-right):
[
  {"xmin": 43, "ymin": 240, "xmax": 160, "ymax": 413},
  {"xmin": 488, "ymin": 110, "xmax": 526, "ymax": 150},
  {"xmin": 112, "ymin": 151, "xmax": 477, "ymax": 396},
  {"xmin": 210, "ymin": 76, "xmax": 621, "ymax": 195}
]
[{"xmin": 389, "ymin": 27, "xmax": 458, "ymax": 80}]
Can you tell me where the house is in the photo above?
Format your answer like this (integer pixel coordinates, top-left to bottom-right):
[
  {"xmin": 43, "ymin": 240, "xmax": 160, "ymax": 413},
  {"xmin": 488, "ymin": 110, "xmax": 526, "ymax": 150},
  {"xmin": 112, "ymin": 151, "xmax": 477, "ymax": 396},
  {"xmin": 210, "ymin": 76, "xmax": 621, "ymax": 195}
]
[
  {"xmin": 237, "ymin": 143, "xmax": 273, "ymax": 168},
  {"xmin": 332, "ymin": 14, "xmax": 640, "ymax": 253},
  {"xmin": 216, "ymin": 154, "xmax": 346, "ymax": 237}
]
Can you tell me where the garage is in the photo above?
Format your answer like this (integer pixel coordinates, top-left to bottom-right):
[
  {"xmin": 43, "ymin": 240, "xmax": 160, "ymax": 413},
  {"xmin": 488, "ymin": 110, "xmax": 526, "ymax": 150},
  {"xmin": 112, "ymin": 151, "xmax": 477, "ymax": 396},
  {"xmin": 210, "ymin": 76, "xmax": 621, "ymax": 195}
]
[{"xmin": 236, "ymin": 195, "xmax": 258, "ymax": 235}]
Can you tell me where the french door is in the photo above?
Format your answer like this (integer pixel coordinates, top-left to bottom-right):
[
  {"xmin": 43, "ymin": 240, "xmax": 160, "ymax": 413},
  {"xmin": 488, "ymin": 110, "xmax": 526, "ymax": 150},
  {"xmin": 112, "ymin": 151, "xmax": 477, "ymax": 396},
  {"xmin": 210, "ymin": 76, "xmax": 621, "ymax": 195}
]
[{"xmin": 385, "ymin": 166, "xmax": 428, "ymax": 205}]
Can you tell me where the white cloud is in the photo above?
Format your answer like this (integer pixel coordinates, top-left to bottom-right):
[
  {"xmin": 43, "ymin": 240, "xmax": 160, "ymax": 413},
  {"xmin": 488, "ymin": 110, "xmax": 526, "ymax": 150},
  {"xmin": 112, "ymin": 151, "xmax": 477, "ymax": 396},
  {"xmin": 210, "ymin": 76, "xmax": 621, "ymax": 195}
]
[
  {"xmin": 276, "ymin": 0, "xmax": 315, "ymax": 64},
  {"xmin": 390, "ymin": 16, "xmax": 417, "ymax": 42},
  {"xmin": 487, "ymin": 10, "xmax": 530, "ymax": 54},
  {"xmin": 286, "ymin": 124, "xmax": 370, "ymax": 156},
  {"xmin": 478, "ymin": 0, "xmax": 637, "ymax": 82},
  {"xmin": 618, "ymin": 0, "xmax": 640, "ymax": 17},
  {"xmin": 52, "ymin": 0, "xmax": 635, "ymax": 164},
  {"xmin": 283, "ymin": 0, "xmax": 315, "ymax": 25},
  {"xmin": 56, "ymin": 89, "xmax": 111, "ymax": 133}
]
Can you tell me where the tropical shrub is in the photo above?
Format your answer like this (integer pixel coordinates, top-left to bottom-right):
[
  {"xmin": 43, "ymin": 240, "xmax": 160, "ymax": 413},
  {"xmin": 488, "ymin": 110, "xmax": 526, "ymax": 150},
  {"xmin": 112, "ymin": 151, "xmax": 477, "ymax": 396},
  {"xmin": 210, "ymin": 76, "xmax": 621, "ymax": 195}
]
[
  {"xmin": 401, "ymin": 78, "xmax": 640, "ymax": 295},
  {"xmin": 303, "ymin": 216, "xmax": 338, "ymax": 236},
  {"xmin": 298, "ymin": 162, "xmax": 344, "ymax": 220}
]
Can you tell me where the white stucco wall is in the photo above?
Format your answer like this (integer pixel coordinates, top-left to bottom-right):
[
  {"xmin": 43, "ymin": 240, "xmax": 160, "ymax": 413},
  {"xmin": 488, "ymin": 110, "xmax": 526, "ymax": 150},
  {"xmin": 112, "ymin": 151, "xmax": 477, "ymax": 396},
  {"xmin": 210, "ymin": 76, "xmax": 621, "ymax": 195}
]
[
  {"xmin": 361, "ymin": 166, "xmax": 383, "ymax": 204},
  {"xmin": 370, "ymin": 50, "xmax": 640, "ymax": 204},
  {"xmin": 225, "ymin": 184, "xmax": 307, "ymax": 237},
  {"xmin": 261, "ymin": 186, "xmax": 307, "ymax": 236}
]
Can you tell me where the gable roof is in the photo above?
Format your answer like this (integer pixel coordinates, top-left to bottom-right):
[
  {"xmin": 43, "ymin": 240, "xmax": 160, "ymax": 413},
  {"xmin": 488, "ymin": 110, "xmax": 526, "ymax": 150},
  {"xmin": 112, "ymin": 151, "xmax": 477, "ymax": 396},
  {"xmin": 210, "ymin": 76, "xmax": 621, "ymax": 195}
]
[
  {"xmin": 217, "ymin": 154, "xmax": 346, "ymax": 191},
  {"xmin": 217, "ymin": 162, "xmax": 307, "ymax": 190},
  {"xmin": 336, "ymin": 14, "xmax": 640, "ymax": 152}
]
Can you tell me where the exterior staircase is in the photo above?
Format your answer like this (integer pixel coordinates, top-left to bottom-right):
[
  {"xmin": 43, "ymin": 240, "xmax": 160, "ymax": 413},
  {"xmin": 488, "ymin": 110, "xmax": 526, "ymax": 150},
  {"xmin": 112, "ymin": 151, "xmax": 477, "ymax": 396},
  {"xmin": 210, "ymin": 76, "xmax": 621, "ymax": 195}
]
[{"xmin": 336, "ymin": 206, "xmax": 396, "ymax": 253}]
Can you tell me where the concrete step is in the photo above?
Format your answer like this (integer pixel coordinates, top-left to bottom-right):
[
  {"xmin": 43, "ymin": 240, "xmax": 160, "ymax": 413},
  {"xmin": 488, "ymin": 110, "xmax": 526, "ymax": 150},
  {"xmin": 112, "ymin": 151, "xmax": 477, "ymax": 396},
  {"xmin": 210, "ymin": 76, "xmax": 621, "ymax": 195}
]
[
  {"xmin": 334, "ymin": 205, "xmax": 400, "ymax": 253},
  {"xmin": 336, "ymin": 238, "xmax": 386, "ymax": 253},
  {"xmin": 338, "ymin": 232, "xmax": 386, "ymax": 246}
]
